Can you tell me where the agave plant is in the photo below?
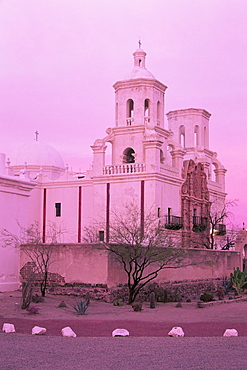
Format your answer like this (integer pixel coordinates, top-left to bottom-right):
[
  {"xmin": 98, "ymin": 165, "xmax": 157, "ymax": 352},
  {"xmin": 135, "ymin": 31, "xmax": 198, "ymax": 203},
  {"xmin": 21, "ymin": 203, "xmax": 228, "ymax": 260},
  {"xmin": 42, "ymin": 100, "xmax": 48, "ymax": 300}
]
[{"xmin": 72, "ymin": 293, "xmax": 90, "ymax": 315}]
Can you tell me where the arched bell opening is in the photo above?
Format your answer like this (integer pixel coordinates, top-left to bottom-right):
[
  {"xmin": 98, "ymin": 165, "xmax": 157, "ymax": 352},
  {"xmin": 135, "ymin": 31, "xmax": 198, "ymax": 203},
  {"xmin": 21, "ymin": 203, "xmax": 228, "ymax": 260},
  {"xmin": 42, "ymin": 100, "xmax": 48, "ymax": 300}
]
[{"xmin": 123, "ymin": 148, "xmax": 135, "ymax": 163}]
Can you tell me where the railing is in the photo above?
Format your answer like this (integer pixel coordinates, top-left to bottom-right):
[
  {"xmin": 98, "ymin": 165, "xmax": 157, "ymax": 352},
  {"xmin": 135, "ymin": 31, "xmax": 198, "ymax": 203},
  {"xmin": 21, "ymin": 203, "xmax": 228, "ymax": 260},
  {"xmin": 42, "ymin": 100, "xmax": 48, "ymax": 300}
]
[
  {"xmin": 215, "ymin": 224, "xmax": 226, "ymax": 236},
  {"xmin": 126, "ymin": 118, "xmax": 134, "ymax": 126},
  {"xmin": 192, "ymin": 216, "xmax": 208, "ymax": 232},
  {"xmin": 103, "ymin": 163, "xmax": 146, "ymax": 175},
  {"xmin": 165, "ymin": 215, "xmax": 183, "ymax": 230}
]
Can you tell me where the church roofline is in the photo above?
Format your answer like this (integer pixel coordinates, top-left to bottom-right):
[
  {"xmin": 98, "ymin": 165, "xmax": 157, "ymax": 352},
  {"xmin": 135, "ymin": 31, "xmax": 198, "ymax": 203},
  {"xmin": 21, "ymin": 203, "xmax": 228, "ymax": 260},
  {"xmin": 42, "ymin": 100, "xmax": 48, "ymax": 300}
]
[
  {"xmin": 166, "ymin": 108, "xmax": 211, "ymax": 119},
  {"xmin": 113, "ymin": 78, "xmax": 167, "ymax": 93}
]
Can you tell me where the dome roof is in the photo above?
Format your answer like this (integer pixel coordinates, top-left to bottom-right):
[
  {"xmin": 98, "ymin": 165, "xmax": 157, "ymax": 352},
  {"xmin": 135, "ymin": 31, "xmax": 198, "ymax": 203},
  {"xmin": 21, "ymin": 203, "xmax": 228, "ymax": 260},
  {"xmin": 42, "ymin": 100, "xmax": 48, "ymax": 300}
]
[
  {"xmin": 127, "ymin": 67, "xmax": 155, "ymax": 80},
  {"xmin": 14, "ymin": 140, "xmax": 64, "ymax": 169}
]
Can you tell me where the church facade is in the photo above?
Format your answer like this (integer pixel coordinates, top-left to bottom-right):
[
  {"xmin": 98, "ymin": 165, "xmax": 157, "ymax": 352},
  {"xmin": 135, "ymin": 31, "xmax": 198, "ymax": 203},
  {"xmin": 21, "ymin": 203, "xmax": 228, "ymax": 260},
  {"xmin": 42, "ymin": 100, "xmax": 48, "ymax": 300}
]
[{"xmin": 0, "ymin": 47, "xmax": 232, "ymax": 291}]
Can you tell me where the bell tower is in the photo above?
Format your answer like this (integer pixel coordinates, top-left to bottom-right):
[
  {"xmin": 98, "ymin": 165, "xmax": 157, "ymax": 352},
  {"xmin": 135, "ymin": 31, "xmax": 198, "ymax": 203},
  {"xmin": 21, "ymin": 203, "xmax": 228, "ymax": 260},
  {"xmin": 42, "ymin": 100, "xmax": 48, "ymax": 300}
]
[{"xmin": 113, "ymin": 46, "xmax": 167, "ymax": 130}]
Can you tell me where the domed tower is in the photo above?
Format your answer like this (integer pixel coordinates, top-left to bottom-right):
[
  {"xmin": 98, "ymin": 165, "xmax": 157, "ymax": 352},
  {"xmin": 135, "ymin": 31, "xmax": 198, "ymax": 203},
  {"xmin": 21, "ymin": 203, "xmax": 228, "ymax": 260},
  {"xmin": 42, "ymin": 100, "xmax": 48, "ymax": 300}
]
[
  {"xmin": 113, "ymin": 46, "xmax": 167, "ymax": 129},
  {"xmin": 91, "ymin": 45, "xmax": 170, "ymax": 174}
]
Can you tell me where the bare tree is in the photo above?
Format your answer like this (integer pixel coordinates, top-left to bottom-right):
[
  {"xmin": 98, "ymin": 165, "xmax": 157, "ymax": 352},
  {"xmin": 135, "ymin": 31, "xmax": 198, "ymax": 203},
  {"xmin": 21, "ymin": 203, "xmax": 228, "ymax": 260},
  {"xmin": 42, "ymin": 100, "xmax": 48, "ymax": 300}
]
[
  {"xmin": 93, "ymin": 202, "xmax": 192, "ymax": 304},
  {"xmin": 1, "ymin": 221, "xmax": 65, "ymax": 297},
  {"xmin": 204, "ymin": 199, "xmax": 238, "ymax": 250}
]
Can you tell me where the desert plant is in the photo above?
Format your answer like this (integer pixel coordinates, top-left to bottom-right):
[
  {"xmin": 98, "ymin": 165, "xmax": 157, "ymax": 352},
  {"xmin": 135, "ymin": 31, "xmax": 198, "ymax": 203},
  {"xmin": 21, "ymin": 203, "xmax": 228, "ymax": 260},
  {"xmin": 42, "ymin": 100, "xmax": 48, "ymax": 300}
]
[
  {"xmin": 94, "ymin": 202, "xmax": 196, "ymax": 304},
  {"xmin": 200, "ymin": 291, "xmax": 214, "ymax": 302},
  {"xmin": 132, "ymin": 302, "xmax": 142, "ymax": 312},
  {"xmin": 216, "ymin": 286, "xmax": 224, "ymax": 300},
  {"xmin": 21, "ymin": 281, "xmax": 33, "ymax": 309},
  {"xmin": 163, "ymin": 289, "xmax": 168, "ymax": 303},
  {"xmin": 113, "ymin": 299, "xmax": 124, "ymax": 306},
  {"xmin": 150, "ymin": 292, "xmax": 156, "ymax": 309},
  {"xmin": 222, "ymin": 276, "xmax": 232, "ymax": 294},
  {"xmin": 26, "ymin": 305, "xmax": 40, "ymax": 315},
  {"xmin": 58, "ymin": 300, "xmax": 67, "ymax": 308},
  {"xmin": 72, "ymin": 292, "xmax": 90, "ymax": 315},
  {"xmin": 230, "ymin": 267, "xmax": 247, "ymax": 295},
  {"xmin": 32, "ymin": 294, "xmax": 45, "ymax": 303}
]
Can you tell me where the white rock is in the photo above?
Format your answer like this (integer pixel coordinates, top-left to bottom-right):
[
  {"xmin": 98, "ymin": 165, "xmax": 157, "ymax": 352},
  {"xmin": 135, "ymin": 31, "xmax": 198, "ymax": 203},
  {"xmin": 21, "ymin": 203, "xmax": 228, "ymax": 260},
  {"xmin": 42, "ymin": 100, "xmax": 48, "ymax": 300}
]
[
  {"xmin": 168, "ymin": 326, "xmax": 184, "ymax": 337},
  {"xmin": 61, "ymin": 326, "xmax": 77, "ymax": 337},
  {"xmin": 2, "ymin": 323, "xmax": 16, "ymax": 333},
  {"xmin": 112, "ymin": 328, "xmax": 130, "ymax": 337},
  {"xmin": 223, "ymin": 329, "xmax": 238, "ymax": 337},
  {"xmin": 32, "ymin": 326, "xmax": 47, "ymax": 335}
]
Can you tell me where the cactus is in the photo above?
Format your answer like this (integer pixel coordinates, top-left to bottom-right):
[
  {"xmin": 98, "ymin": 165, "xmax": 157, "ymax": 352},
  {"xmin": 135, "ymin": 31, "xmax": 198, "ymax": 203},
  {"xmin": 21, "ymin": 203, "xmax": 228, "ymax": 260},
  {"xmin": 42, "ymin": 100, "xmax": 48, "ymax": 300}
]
[
  {"xmin": 150, "ymin": 291, "xmax": 156, "ymax": 309},
  {"xmin": 230, "ymin": 267, "xmax": 247, "ymax": 295}
]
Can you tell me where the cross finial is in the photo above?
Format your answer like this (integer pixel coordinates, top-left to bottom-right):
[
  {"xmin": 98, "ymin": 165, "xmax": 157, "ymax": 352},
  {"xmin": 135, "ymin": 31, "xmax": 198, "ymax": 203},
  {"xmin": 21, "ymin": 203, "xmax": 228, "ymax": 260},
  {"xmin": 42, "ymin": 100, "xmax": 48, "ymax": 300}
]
[
  {"xmin": 138, "ymin": 39, "xmax": 142, "ymax": 49},
  {"xmin": 35, "ymin": 131, "xmax": 39, "ymax": 141}
]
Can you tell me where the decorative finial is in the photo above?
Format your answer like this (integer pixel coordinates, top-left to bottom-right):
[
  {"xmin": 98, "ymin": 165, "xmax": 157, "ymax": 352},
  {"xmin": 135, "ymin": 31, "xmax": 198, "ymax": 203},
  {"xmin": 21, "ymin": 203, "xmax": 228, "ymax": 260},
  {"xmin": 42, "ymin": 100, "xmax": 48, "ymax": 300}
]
[
  {"xmin": 35, "ymin": 131, "xmax": 39, "ymax": 141},
  {"xmin": 138, "ymin": 39, "xmax": 142, "ymax": 49}
]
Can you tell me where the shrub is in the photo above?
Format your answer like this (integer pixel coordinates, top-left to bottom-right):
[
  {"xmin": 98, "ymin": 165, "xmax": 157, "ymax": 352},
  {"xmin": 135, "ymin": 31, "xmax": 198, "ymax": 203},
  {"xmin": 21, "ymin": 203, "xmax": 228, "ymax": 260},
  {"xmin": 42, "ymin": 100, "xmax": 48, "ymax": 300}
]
[
  {"xmin": 132, "ymin": 302, "xmax": 142, "ymax": 312},
  {"xmin": 113, "ymin": 299, "xmax": 124, "ymax": 306},
  {"xmin": 149, "ymin": 292, "xmax": 156, "ymax": 309},
  {"xmin": 27, "ymin": 305, "xmax": 40, "ymax": 315},
  {"xmin": 200, "ymin": 291, "xmax": 214, "ymax": 302}
]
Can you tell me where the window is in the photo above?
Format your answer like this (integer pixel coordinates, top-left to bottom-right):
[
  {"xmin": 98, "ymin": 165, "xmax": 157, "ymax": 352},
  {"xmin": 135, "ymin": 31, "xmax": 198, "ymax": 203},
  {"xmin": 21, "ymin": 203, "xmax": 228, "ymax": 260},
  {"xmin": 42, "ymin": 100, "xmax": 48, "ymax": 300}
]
[
  {"xmin": 99, "ymin": 230, "xmax": 104, "ymax": 242},
  {"xmin": 168, "ymin": 207, "xmax": 171, "ymax": 223},
  {"xmin": 158, "ymin": 207, "xmax": 161, "ymax": 218},
  {"xmin": 55, "ymin": 203, "xmax": 61, "ymax": 217}
]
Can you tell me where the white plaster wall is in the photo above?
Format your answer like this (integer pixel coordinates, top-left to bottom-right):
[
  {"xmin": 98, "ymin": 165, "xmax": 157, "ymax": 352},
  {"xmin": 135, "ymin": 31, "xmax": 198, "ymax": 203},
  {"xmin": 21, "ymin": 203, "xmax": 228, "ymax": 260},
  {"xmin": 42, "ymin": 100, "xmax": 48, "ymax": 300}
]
[{"xmin": 0, "ymin": 185, "xmax": 31, "ymax": 291}]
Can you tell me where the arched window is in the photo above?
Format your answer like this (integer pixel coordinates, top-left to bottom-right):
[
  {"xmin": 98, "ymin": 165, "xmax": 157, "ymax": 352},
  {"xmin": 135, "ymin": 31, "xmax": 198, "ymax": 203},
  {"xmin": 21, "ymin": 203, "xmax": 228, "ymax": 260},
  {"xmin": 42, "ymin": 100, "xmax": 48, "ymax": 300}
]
[
  {"xmin": 123, "ymin": 148, "xmax": 135, "ymax": 163},
  {"xmin": 127, "ymin": 99, "xmax": 134, "ymax": 118},
  {"xmin": 144, "ymin": 99, "xmax": 150, "ymax": 116},
  {"xmin": 179, "ymin": 125, "xmax": 185, "ymax": 148},
  {"xmin": 194, "ymin": 125, "xmax": 199, "ymax": 146}
]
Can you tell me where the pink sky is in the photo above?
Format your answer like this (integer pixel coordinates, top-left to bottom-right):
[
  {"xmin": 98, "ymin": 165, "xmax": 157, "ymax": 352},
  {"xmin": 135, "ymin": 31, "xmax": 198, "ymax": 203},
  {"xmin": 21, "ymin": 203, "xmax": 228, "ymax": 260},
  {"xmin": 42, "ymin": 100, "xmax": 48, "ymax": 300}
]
[{"xmin": 0, "ymin": 0, "xmax": 246, "ymax": 227}]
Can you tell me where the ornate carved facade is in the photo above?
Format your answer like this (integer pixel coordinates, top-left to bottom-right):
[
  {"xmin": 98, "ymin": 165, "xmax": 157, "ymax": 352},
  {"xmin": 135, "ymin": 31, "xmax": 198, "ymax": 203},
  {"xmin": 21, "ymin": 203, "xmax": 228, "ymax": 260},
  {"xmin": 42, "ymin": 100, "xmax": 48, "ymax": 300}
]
[{"xmin": 181, "ymin": 159, "xmax": 211, "ymax": 247}]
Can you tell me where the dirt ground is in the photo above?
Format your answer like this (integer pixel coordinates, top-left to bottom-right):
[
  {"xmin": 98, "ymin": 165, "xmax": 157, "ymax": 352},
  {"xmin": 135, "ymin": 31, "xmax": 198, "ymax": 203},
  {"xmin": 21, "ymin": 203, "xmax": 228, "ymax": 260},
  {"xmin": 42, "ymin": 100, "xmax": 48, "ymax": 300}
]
[{"xmin": 1, "ymin": 290, "xmax": 247, "ymax": 337}]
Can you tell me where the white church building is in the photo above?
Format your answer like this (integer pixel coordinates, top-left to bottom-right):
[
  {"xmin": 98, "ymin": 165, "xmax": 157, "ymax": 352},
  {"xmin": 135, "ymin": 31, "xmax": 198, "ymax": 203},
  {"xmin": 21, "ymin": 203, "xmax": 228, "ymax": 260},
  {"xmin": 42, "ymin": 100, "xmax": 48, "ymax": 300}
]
[{"xmin": 0, "ymin": 46, "xmax": 232, "ymax": 291}]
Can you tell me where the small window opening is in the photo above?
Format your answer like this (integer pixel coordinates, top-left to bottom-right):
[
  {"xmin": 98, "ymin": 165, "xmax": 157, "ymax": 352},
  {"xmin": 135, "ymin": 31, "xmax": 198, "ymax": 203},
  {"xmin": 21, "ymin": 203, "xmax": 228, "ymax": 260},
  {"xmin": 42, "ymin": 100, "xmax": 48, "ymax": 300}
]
[
  {"xmin": 55, "ymin": 203, "xmax": 61, "ymax": 217},
  {"xmin": 158, "ymin": 207, "xmax": 161, "ymax": 218},
  {"xmin": 168, "ymin": 207, "xmax": 171, "ymax": 223},
  {"xmin": 123, "ymin": 148, "xmax": 135, "ymax": 163},
  {"xmin": 99, "ymin": 230, "xmax": 104, "ymax": 242},
  {"xmin": 139, "ymin": 59, "xmax": 142, "ymax": 66}
]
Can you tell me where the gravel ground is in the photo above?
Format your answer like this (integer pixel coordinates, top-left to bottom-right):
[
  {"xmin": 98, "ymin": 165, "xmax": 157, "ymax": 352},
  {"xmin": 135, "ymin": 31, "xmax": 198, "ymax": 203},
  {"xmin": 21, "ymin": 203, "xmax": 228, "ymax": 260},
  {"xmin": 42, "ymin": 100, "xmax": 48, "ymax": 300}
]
[
  {"xmin": 1, "ymin": 291, "xmax": 247, "ymax": 369},
  {"xmin": 0, "ymin": 335, "xmax": 247, "ymax": 370}
]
